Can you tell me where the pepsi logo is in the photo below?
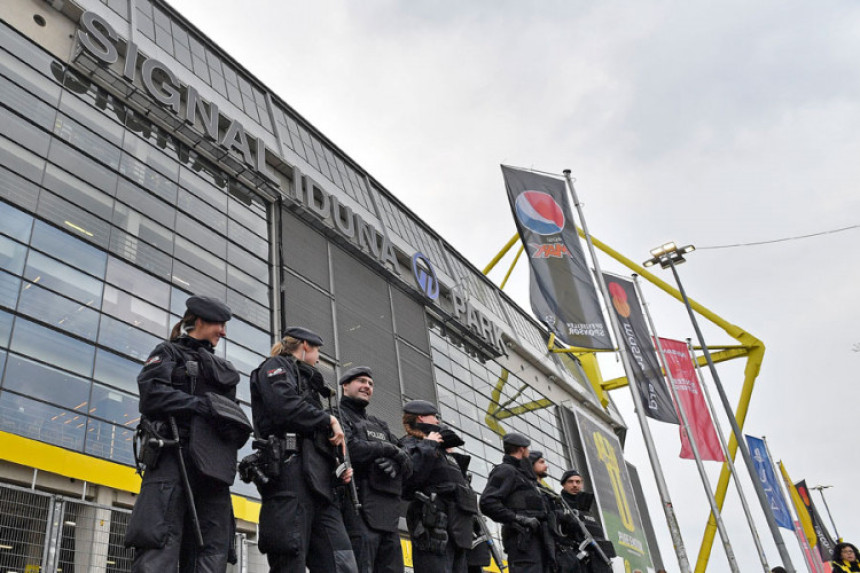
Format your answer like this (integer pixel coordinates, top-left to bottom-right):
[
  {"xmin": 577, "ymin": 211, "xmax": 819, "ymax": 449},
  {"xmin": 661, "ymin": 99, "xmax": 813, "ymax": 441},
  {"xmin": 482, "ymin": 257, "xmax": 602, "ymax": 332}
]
[{"xmin": 515, "ymin": 191, "xmax": 565, "ymax": 235}]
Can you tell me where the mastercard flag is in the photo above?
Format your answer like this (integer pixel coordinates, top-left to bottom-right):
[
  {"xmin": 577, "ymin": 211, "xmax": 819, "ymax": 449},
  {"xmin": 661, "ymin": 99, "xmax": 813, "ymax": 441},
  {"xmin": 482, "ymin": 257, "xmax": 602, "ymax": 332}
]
[
  {"xmin": 602, "ymin": 273, "xmax": 679, "ymax": 424},
  {"xmin": 501, "ymin": 165, "xmax": 612, "ymax": 350}
]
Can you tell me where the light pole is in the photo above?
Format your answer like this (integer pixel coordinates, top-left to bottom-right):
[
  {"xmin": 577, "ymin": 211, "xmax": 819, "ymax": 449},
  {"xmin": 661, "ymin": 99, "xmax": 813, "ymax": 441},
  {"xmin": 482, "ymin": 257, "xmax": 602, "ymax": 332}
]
[
  {"xmin": 811, "ymin": 485, "xmax": 841, "ymax": 542},
  {"xmin": 643, "ymin": 242, "xmax": 795, "ymax": 573}
]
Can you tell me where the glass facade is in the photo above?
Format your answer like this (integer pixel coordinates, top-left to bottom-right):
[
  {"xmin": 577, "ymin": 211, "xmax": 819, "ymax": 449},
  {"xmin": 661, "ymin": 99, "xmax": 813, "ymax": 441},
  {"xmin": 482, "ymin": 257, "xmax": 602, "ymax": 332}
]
[{"xmin": 0, "ymin": 20, "xmax": 270, "ymax": 499}]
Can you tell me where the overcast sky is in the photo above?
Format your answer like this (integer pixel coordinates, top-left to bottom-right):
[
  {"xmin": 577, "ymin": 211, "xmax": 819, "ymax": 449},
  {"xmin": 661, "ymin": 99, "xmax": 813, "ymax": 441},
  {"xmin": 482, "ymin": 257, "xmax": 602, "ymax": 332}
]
[{"xmin": 178, "ymin": 1, "xmax": 860, "ymax": 570}]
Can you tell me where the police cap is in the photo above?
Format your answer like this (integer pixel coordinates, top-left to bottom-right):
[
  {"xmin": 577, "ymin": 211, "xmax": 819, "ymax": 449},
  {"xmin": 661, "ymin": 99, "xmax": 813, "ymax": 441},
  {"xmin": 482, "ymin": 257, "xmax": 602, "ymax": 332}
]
[
  {"xmin": 339, "ymin": 366, "xmax": 372, "ymax": 386},
  {"xmin": 283, "ymin": 326, "xmax": 324, "ymax": 347},
  {"xmin": 403, "ymin": 400, "xmax": 437, "ymax": 415},
  {"xmin": 528, "ymin": 450, "xmax": 544, "ymax": 463},
  {"xmin": 503, "ymin": 432, "xmax": 531, "ymax": 448},
  {"xmin": 186, "ymin": 295, "xmax": 232, "ymax": 322},
  {"xmin": 560, "ymin": 469, "xmax": 581, "ymax": 485}
]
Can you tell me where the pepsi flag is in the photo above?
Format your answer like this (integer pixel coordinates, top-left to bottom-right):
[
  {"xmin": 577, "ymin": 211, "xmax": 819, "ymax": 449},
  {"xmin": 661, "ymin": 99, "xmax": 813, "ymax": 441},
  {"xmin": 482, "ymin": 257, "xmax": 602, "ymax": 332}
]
[
  {"xmin": 501, "ymin": 165, "xmax": 612, "ymax": 350},
  {"xmin": 746, "ymin": 435, "xmax": 794, "ymax": 530},
  {"xmin": 795, "ymin": 480, "xmax": 837, "ymax": 562},
  {"xmin": 602, "ymin": 273, "xmax": 678, "ymax": 424}
]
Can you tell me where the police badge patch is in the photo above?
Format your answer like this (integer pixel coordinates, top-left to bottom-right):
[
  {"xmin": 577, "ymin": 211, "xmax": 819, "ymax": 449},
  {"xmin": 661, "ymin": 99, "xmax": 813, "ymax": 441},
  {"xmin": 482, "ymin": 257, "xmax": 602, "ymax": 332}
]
[
  {"xmin": 267, "ymin": 367, "xmax": 285, "ymax": 377},
  {"xmin": 145, "ymin": 355, "xmax": 162, "ymax": 366}
]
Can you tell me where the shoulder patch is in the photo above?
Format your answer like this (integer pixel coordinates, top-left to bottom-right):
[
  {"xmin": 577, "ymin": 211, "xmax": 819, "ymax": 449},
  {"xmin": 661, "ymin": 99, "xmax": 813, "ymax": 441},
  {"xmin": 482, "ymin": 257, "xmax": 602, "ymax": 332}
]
[
  {"xmin": 267, "ymin": 367, "xmax": 286, "ymax": 377},
  {"xmin": 145, "ymin": 355, "xmax": 162, "ymax": 366}
]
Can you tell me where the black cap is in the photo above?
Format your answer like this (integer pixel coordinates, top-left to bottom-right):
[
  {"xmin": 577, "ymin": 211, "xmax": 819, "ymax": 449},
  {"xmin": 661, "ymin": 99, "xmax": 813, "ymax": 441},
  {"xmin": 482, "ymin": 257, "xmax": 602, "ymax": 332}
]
[
  {"xmin": 186, "ymin": 295, "xmax": 232, "ymax": 322},
  {"xmin": 403, "ymin": 400, "xmax": 438, "ymax": 415},
  {"xmin": 528, "ymin": 450, "xmax": 544, "ymax": 463},
  {"xmin": 560, "ymin": 469, "xmax": 581, "ymax": 485},
  {"xmin": 339, "ymin": 366, "xmax": 372, "ymax": 386},
  {"xmin": 502, "ymin": 433, "xmax": 531, "ymax": 448},
  {"xmin": 283, "ymin": 326, "xmax": 324, "ymax": 347}
]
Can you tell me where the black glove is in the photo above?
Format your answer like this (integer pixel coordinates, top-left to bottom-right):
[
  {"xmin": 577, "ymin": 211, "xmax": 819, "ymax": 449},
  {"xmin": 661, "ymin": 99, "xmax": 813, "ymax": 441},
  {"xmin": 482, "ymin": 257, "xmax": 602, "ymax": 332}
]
[
  {"xmin": 375, "ymin": 457, "xmax": 398, "ymax": 478},
  {"xmin": 515, "ymin": 515, "xmax": 540, "ymax": 531},
  {"xmin": 439, "ymin": 427, "xmax": 465, "ymax": 449},
  {"xmin": 378, "ymin": 441, "xmax": 400, "ymax": 458},
  {"xmin": 394, "ymin": 448, "xmax": 413, "ymax": 476}
]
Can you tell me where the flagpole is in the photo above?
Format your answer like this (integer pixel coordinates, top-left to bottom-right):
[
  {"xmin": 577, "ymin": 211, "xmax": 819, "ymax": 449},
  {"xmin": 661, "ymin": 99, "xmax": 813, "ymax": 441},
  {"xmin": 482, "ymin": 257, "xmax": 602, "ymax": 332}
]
[
  {"xmin": 810, "ymin": 486, "xmax": 841, "ymax": 543},
  {"xmin": 563, "ymin": 170, "xmax": 691, "ymax": 573},
  {"xmin": 633, "ymin": 276, "xmax": 740, "ymax": 572},
  {"xmin": 687, "ymin": 338, "xmax": 770, "ymax": 572},
  {"xmin": 771, "ymin": 443, "xmax": 821, "ymax": 573}
]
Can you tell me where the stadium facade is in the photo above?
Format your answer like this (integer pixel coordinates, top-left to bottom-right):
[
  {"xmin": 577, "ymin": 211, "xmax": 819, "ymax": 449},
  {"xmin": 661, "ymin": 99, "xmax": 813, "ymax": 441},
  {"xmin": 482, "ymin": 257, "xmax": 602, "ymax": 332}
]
[{"xmin": 0, "ymin": 1, "xmax": 662, "ymax": 571}]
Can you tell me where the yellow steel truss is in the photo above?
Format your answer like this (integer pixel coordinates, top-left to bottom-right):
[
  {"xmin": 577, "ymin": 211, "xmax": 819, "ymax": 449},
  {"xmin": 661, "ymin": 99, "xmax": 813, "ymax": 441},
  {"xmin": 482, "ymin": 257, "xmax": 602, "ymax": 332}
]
[{"xmin": 484, "ymin": 231, "xmax": 764, "ymax": 573}]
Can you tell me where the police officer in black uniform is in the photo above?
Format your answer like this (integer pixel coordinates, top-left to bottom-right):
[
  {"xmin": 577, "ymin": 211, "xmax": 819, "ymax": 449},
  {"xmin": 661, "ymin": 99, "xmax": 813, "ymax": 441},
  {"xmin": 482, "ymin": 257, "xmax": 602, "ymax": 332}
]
[
  {"xmin": 250, "ymin": 327, "xmax": 358, "ymax": 573},
  {"xmin": 556, "ymin": 470, "xmax": 614, "ymax": 573},
  {"xmin": 399, "ymin": 400, "xmax": 479, "ymax": 573},
  {"xmin": 480, "ymin": 433, "xmax": 552, "ymax": 573},
  {"xmin": 125, "ymin": 295, "xmax": 252, "ymax": 573},
  {"xmin": 337, "ymin": 366, "xmax": 412, "ymax": 573}
]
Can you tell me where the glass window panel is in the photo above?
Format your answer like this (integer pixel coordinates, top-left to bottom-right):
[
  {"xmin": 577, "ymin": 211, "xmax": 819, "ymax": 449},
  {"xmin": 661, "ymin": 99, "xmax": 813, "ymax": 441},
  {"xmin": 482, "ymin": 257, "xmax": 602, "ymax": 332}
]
[
  {"xmin": 111, "ymin": 203, "xmax": 174, "ymax": 254},
  {"xmin": 176, "ymin": 213, "xmax": 226, "ymax": 259},
  {"xmin": 171, "ymin": 261, "xmax": 226, "ymax": 301},
  {"xmin": 224, "ymin": 340, "xmax": 262, "ymax": 376},
  {"xmin": 94, "ymin": 348, "xmax": 141, "ymax": 395},
  {"xmin": 115, "ymin": 178, "xmax": 175, "ymax": 228},
  {"xmin": 119, "ymin": 154, "xmax": 177, "ymax": 204},
  {"xmin": 0, "ymin": 199, "xmax": 34, "ymax": 242},
  {"xmin": 227, "ymin": 195, "xmax": 266, "ymax": 238},
  {"xmin": 98, "ymin": 315, "xmax": 161, "ymax": 362},
  {"xmin": 0, "ymin": 235, "xmax": 26, "ymax": 276},
  {"xmin": 23, "ymin": 250, "xmax": 103, "ymax": 306},
  {"xmin": 3, "ymin": 353, "xmax": 91, "ymax": 410},
  {"xmin": 17, "ymin": 283, "xmax": 99, "ymax": 340},
  {"xmin": 102, "ymin": 285, "xmax": 168, "ymax": 337},
  {"xmin": 174, "ymin": 236, "xmax": 225, "ymax": 281},
  {"xmin": 58, "ymin": 92, "xmax": 124, "ymax": 147},
  {"xmin": 0, "ymin": 271, "xmax": 20, "ymax": 310},
  {"xmin": 227, "ymin": 242, "xmax": 267, "ymax": 278},
  {"xmin": 226, "ymin": 288, "xmax": 269, "ymax": 331},
  {"xmin": 85, "ymin": 418, "xmax": 135, "ymax": 466},
  {"xmin": 179, "ymin": 166, "xmax": 228, "ymax": 213},
  {"xmin": 52, "ymin": 114, "xmax": 121, "ymax": 170},
  {"xmin": 0, "ymin": 309, "xmax": 13, "ymax": 346},
  {"xmin": 0, "ymin": 129, "xmax": 47, "ymax": 186},
  {"xmin": 122, "ymin": 134, "xmax": 178, "ymax": 182},
  {"xmin": 109, "ymin": 228, "xmax": 173, "ymax": 282},
  {"xmin": 106, "ymin": 256, "xmax": 169, "ymax": 309},
  {"xmin": 0, "ymin": 390, "xmax": 86, "ymax": 451},
  {"xmin": 226, "ymin": 266, "xmax": 267, "ymax": 302},
  {"xmin": 10, "ymin": 317, "xmax": 95, "ymax": 376},
  {"xmin": 0, "ymin": 108, "xmax": 51, "ymax": 159},
  {"xmin": 177, "ymin": 189, "xmax": 226, "ymax": 234},
  {"xmin": 228, "ymin": 218, "xmax": 266, "ymax": 255},
  {"xmin": 170, "ymin": 286, "xmax": 191, "ymax": 317},
  {"xmin": 89, "ymin": 383, "xmax": 139, "ymax": 425},
  {"xmin": 0, "ymin": 48, "xmax": 61, "ymax": 105},
  {"xmin": 30, "ymin": 220, "xmax": 107, "ymax": 277},
  {"xmin": 36, "ymin": 191, "xmax": 111, "ymax": 249},
  {"xmin": 46, "ymin": 140, "xmax": 117, "ymax": 197},
  {"xmin": 0, "ymin": 74, "xmax": 55, "ymax": 130},
  {"xmin": 226, "ymin": 317, "xmax": 269, "ymax": 354}
]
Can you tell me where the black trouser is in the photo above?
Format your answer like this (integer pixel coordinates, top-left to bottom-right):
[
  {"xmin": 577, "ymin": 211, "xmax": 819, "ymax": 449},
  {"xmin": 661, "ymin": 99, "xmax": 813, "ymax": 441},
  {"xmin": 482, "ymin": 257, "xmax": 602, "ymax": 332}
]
[
  {"xmin": 411, "ymin": 542, "xmax": 468, "ymax": 573},
  {"xmin": 125, "ymin": 451, "xmax": 233, "ymax": 573},
  {"xmin": 342, "ymin": 508, "xmax": 404, "ymax": 573},
  {"xmin": 503, "ymin": 527, "xmax": 548, "ymax": 573},
  {"xmin": 258, "ymin": 455, "xmax": 358, "ymax": 573}
]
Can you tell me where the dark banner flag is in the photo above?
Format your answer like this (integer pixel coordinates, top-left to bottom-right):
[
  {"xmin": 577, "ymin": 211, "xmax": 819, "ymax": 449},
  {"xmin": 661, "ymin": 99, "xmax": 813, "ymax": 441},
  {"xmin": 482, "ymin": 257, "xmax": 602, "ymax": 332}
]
[
  {"xmin": 602, "ymin": 274, "xmax": 678, "ymax": 424},
  {"xmin": 501, "ymin": 165, "xmax": 612, "ymax": 350},
  {"xmin": 746, "ymin": 435, "xmax": 795, "ymax": 530},
  {"xmin": 795, "ymin": 480, "xmax": 837, "ymax": 562},
  {"xmin": 659, "ymin": 338, "xmax": 724, "ymax": 461}
]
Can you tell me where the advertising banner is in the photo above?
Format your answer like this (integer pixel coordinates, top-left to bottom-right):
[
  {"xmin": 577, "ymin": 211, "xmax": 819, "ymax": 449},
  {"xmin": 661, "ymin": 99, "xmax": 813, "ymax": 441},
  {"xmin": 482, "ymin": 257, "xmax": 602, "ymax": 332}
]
[
  {"xmin": 602, "ymin": 274, "xmax": 678, "ymax": 423},
  {"xmin": 658, "ymin": 338, "xmax": 723, "ymax": 461},
  {"xmin": 746, "ymin": 435, "xmax": 795, "ymax": 530},
  {"xmin": 574, "ymin": 407, "xmax": 654, "ymax": 573},
  {"xmin": 795, "ymin": 480, "xmax": 837, "ymax": 563},
  {"xmin": 501, "ymin": 165, "xmax": 612, "ymax": 350}
]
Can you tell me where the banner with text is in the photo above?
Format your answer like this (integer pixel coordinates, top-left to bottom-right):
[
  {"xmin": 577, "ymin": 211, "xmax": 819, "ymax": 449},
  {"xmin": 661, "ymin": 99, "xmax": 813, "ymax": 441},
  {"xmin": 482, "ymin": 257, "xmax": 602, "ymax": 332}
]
[
  {"xmin": 501, "ymin": 165, "xmax": 612, "ymax": 350},
  {"xmin": 746, "ymin": 435, "xmax": 794, "ymax": 530},
  {"xmin": 603, "ymin": 274, "xmax": 678, "ymax": 423},
  {"xmin": 574, "ymin": 407, "xmax": 654, "ymax": 573},
  {"xmin": 796, "ymin": 480, "xmax": 837, "ymax": 563},
  {"xmin": 659, "ymin": 338, "xmax": 723, "ymax": 460}
]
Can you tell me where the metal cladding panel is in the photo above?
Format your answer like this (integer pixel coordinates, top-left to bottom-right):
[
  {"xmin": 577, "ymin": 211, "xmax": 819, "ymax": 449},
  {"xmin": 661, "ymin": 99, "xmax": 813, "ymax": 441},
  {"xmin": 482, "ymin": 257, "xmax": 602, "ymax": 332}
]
[
  {"xmin": 282, "ymin": 272, "xmax": 334, "ymax": 348},
  {"xmin": 331, "ymin": 247, "xmax": 401, "ymax": 432},
  {"xmin": 280, "ymin": 208, "xmax": 330, "ymax": 291},
  {"xmin": 391, "ymin": 287, "xmax": 429, "ymax": 354},
  {"xmin": 398, "ymin": 340, "xmax": 436, "ymax": 408}
]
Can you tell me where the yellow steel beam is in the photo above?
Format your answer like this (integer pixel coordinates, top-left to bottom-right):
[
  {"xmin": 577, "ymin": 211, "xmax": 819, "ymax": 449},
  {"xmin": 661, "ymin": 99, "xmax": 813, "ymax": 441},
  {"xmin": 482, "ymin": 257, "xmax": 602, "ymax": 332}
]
[
  {"xmin": 500, "ymin": 245, "xmax": 525, "ymax": 290},
  {"xmin": 483, "ymin": 233, "xmax": 520, "ymax": 276},
  {"xmin": 600, "ymin": 347, "xmax": 751, "ymax": 391}
]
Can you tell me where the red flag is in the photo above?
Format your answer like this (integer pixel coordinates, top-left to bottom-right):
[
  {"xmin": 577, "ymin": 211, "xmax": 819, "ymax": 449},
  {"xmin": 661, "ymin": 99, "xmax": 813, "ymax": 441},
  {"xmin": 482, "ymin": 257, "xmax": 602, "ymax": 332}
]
[{"xmin": 658, "ymin": 338, "xmax": 724, "ymax": 461}]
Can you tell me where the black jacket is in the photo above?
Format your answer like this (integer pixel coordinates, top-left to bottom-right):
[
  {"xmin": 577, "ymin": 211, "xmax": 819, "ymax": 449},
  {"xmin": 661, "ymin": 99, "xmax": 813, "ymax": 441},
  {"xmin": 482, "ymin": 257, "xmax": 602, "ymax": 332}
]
[{"xmin": 480, "ymin": 455, "xmax": 547, "ymax": 524}]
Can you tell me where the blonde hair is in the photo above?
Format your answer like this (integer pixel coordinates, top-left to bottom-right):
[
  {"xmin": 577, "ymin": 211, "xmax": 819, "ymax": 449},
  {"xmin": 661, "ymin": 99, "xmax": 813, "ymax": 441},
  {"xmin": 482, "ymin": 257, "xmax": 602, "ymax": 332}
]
[{"xmin": 270, "ymin": 335, "xmax": 303, "ymax": 358}]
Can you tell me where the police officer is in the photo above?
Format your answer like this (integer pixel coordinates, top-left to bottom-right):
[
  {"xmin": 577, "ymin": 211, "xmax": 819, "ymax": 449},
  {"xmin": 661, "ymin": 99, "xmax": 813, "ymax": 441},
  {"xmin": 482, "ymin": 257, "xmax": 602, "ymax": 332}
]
[
  {"xmin": 480, "ymin": 433, "xmax": 552, "ymax": 573},
  {"xmin": 558, "ymin": 470, "xmax": 614, "ymax": 573},
  {"xmin": 125, "ymin": 295, "xmax": 252, "ymax": 573},
  {"xmin": 338, "ymin": 366, "xmax": 412, "ymax": 573},
  {"xmin": 400, "ymin": 400, "xmax": 479, "ymax": 573},
  {"xmin": 250, "ymin": 327, "xmax": 358, "ymax": 573}
]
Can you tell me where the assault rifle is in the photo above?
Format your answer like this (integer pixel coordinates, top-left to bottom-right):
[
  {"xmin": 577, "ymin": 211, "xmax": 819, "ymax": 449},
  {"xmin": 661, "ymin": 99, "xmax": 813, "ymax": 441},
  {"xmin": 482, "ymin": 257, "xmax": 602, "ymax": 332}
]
[
  {"xmin": 540, "ymin": 487, "xmax": 611, "ymax": 566},
  {"xmin": 324, "ymin": 385, "xmax": 361, "ymax": 514},
  {"xmin": 473, "ymin": 503, "xmax": 507, "ymax": 572}
]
